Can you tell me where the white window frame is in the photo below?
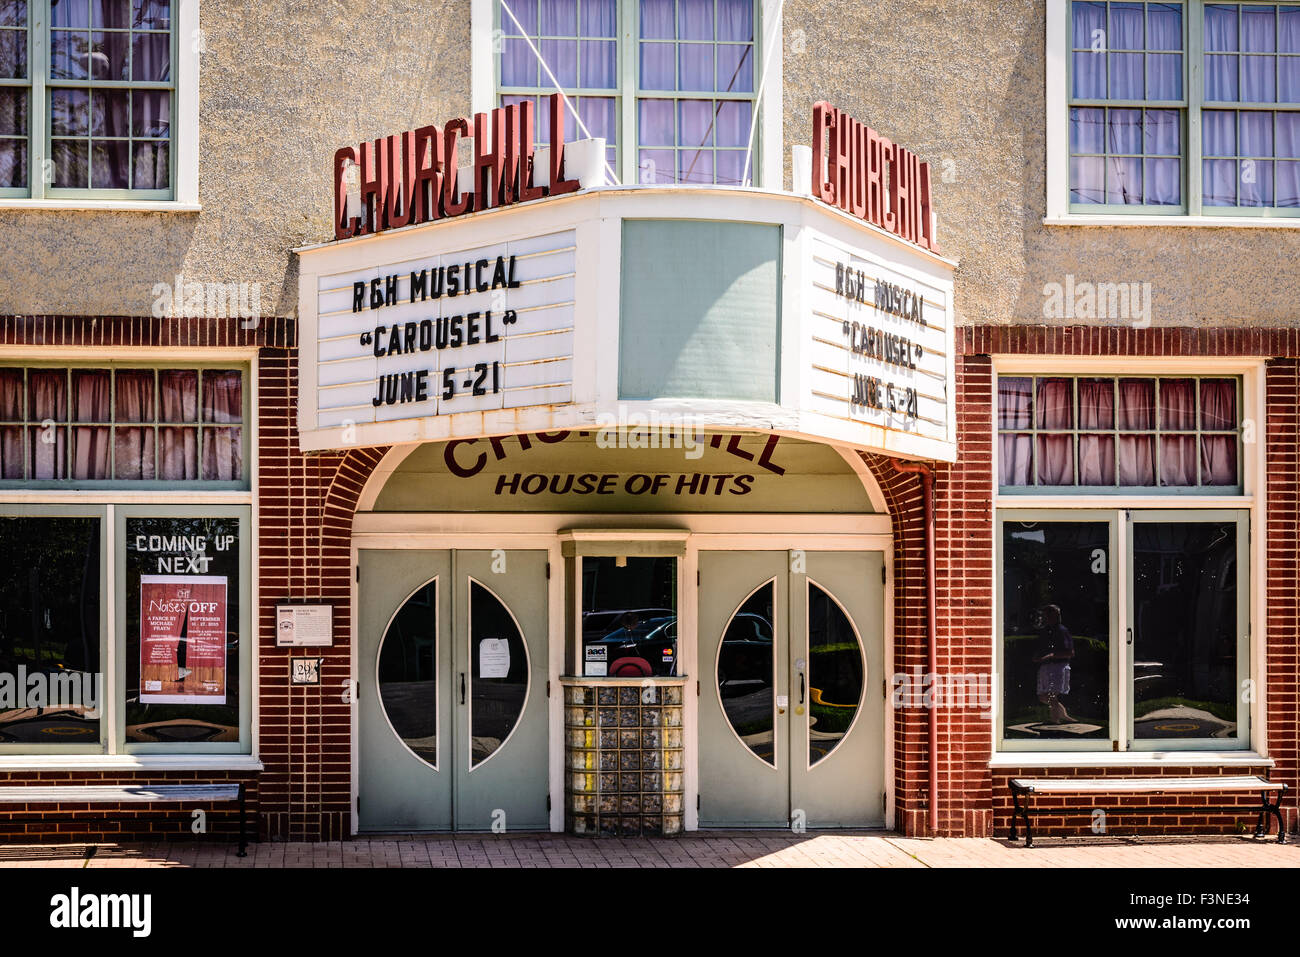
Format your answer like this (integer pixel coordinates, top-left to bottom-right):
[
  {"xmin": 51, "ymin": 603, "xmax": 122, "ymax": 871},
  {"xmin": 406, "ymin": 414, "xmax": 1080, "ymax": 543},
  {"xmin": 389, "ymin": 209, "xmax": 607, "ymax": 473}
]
[
  {"xmin": 471, "ymin": 0, "xmax": 783, "ymax": 190},
  {"xmin": 1046, "ymin": 0, "xmax": 1300, "ymax": 227},
  {"xmin": 0, "ymin": 347, "xmax": 259, "ymax": 772},
  {"xmin": 989, "ymin": 356, "xmax": 1269, "ymax": 768},
  {"xmin": 0, "ymin": 0, "xmax": 199, "ymax": 211}
]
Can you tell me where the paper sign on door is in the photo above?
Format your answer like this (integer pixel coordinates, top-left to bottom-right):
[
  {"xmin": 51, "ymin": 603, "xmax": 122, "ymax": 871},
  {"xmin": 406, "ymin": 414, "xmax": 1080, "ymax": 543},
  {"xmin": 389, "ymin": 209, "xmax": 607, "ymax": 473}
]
[{"xmin": 479, "ymin": 638, "xmax": 511, "ymax": 678}]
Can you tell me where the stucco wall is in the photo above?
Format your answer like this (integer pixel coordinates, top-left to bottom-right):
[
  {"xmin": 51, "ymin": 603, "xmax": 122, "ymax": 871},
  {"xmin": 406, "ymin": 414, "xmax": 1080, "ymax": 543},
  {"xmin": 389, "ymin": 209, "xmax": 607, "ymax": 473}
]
[
  {"xmin": 0, "ymin": 0, "xmax": 470, "ymax": 318},
  {"xmin": 2, "ymin": 0, "xmax": 1296, "ymax": 325},
  {"xmin": 781, "ymin": 0, "xmax": 1300, "ymax": 328}
]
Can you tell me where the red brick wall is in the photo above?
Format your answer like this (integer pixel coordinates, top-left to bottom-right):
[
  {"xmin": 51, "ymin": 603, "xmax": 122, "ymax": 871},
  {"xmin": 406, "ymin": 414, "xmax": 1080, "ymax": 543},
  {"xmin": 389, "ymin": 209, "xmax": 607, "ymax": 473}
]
[{"xmin": 0, "ymin": 317, "xmax": 1295, "ymax": 844}]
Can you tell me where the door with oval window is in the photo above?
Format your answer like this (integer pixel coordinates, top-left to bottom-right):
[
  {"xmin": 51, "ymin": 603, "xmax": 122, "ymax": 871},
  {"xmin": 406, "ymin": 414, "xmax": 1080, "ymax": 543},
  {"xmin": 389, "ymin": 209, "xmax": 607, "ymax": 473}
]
[
  {"xmin": 357, "ymin": 549, "xmax": 549, "ymax": 832},
  {"xmin": 698, "ymin": 551, "xmax": 885, "ymax": 828}
]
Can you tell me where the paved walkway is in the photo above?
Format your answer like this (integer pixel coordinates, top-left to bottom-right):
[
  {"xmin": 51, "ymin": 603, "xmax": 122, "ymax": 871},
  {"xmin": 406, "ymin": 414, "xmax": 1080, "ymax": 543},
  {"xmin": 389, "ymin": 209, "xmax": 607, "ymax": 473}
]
[{"xmin": 0, "ymin": 832, "xmax": 1296, "ymax": 867}]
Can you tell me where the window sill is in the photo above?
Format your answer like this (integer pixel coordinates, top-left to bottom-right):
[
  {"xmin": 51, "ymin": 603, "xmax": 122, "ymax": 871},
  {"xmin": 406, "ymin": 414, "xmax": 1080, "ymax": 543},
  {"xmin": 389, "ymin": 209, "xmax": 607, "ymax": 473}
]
[
  {"xmin": 989, "ymin": 752, "xmax": 1272, "ymax": 769},
  {"xmin": 0, "ymin": 755, "xmax": 263, "ymax": 772},
  {"xmin": 1045, "ymin": 214, "xmax": 1300, "ymax": 228},
  {"xmin": 0, "ymin": 199, "xmax": 201, "ymax": 213}
]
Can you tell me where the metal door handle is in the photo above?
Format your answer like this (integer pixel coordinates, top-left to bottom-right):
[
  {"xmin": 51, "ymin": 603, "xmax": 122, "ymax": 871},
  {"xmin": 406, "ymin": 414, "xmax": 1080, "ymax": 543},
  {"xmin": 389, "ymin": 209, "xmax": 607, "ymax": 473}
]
[
  {"xmin": 1127, "ymin": 627, "xmax": 1133, "ymax": 646},
  {"xmin": 460, "ymin": 673, "xmax": 466, "ymax": 705},
  {"xmin": 799, "ymin": 673, "xmax": 806, "ymax": 705}
]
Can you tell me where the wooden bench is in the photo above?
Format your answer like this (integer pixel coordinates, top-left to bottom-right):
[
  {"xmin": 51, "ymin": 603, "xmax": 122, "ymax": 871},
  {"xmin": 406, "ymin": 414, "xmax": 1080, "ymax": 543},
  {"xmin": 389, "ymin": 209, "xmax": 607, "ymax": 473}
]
[
  {"xmin": 0, "ymin": 784, "xmax": 249, "ymax": 856},
  {"xmin": 1009, "ymin": 776, "xmax": 1287, "ymax": 847}
]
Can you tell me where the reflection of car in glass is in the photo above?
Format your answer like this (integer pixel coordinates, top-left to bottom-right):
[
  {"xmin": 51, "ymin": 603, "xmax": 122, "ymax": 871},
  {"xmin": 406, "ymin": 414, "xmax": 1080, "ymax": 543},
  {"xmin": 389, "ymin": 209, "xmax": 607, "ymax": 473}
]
[
  {"xmin": 582, "ymin": 608, "xmax": 677, "ymax": 677},
  {"xmin": 718, "ymin": 612, "xmax": 774, "ymax": 697}
]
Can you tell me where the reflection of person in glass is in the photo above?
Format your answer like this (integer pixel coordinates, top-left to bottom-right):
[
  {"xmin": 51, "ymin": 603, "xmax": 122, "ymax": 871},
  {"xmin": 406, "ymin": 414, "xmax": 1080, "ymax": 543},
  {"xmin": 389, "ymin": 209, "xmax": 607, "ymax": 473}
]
[{"xmin": 1032, "ymin": 604, "xmax": 1074, "ymax": 724}]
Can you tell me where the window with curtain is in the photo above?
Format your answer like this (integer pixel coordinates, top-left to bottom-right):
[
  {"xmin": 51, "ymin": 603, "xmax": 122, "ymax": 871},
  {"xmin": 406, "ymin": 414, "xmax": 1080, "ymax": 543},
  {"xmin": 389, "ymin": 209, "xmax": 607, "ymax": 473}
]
[
  {"xmin": 497, "ymin": 0, "xmax": 759, "ymax": 187},
  {"xmin": 0, "ymin": 0, "xmax": 174, "ymax": 199},
  {"xmin": 998, "ymin": 374, "xmax": 1241, "ymax": 490},
  {"xmin": 1068, "ymin": 1, "xmax": 1300, "ymax": 214},
  {"xmin": 0, "ymin": 366, "xmax": 244, "ymax": 484}
]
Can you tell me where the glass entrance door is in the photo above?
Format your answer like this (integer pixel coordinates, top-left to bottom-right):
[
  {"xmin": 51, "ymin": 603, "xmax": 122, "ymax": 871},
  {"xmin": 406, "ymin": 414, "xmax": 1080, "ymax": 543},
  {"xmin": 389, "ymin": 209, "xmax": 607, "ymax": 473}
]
[
  {"xmin": 698, "ymin": 550, "xmax": 885, "ymax": 828},
  {"xmin": 358, "ymin": 549, "xmax": 549, "ymax": 832}
]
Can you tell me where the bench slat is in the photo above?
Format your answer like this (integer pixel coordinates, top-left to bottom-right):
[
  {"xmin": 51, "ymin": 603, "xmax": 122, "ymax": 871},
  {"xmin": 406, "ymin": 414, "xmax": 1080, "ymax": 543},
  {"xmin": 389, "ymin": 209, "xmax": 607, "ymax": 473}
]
[
  {"xmin": 0, "ymin": 785, "xmax": 241, "ymax": 803},
  {"xmin": 1011, "ymin": 775, "xmax": 1280, "ymax": 794}
]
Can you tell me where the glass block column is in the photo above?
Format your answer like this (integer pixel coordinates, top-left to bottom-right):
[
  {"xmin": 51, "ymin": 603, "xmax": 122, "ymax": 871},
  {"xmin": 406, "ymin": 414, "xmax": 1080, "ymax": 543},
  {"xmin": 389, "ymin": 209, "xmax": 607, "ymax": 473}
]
[{"xmin": 563, "ymin": 678, "xmax": 686, "ymax": 837}]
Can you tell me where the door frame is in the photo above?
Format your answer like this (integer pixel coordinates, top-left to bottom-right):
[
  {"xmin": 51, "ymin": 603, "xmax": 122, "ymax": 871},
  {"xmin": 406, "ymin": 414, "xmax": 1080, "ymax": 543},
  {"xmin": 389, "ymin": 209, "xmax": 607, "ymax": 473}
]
[
  {"xmin": 349, "ymin": 437, "xmax": 894, "ymax": 834},
  {"xmin": 351, "ymin": 517, "xmax": 894, "ymax": 833}
]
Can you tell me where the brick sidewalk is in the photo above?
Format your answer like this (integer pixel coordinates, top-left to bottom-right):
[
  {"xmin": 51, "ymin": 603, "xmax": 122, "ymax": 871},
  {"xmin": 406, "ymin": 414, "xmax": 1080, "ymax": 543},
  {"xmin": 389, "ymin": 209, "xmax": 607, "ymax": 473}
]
[{"xmin": 0, "ymin": 832, "xmax": 1296, "ymax": 868}]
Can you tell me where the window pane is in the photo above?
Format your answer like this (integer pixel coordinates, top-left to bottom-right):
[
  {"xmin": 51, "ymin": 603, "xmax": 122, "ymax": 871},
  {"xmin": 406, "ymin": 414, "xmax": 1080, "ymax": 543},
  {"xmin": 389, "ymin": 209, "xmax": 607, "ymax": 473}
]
[
  {"xmin": 1071, "ymin": 106, "xmax": 1105, "ymax": 152},
  {"xmin": 582, "ymin": 0, "xmax": 616, "ymax": 36},
  {"xmin": 1108, "ymin": 107, "xmax": 1143, "ymax": 152},
  {"xmin": 1200, "ymin": 378, "xmax": 1237, "ymax": 429},
  {"xmin": 132, "ymin": 139, "xmax": 167, "ymax": 189},
  {"xmin": 1148, "ymin": 2, "xmax": 1183, "ymax": 49},
  {"xmin": 716, "ymin": 43, "xmax": 752, "ymax": 93},
  {"xmin": 639, "ymin": 98, "xmax": 673, "ymax": 145},
  {"xmin": 640, "ymin": 0, "xmax": 673, "ymax": 38},
  {"xmin": 1110, "ymin": 1, "xmax": 1144, "ymax": 48},
  {"xmin": 1283, "ymin": 5, "xmax": 1300, "ymax": 52},
  {"xmin": 29, "ymin": 369, "xmax": 67, "ymax": 421},
  {"xmin": 717, "ymin": 0, "xmax": 752, "ymax": 41},
  {"xmin": 1205, "ymin": 3, "xmax": 1239, "ymax": 52},
  {"xmin": 1144, "ymin": 157, "xmax": 1181, "ymax": 202},
  {"xmin": 159, "ymin": 426, "xmax": 196, "ymax": 479},
  {"xmin": 71, "ymin": 369, "xmax": 110, "ymax": 421},
  {"xmin": 0, "ymin": 368, "xmax": 20, "ymax": 418},
  {"xmin": 1131, "ymin": 522, "xmax": 1238, "ymax": 740},
  {"xmin": 159, "ymin": 369, "xmax": 197, "ymax": 421},
  {"xmin": 71, "ymin": 425, "xmax": 110, "ymax": 478},
  {"xmin": 1147, "ymin": 52, "xmax": 1183, "ymax": 99},
  {"xmin": 581, "ymin": 556, "xmax": 677, "ymax": 678},
  {"xmin": 1119, "ymin": 434, "xmax": 1157, "ymax": 484},
  {"xmin": 377, "ymin": 580, "xmax": 437, "ymax": 767},
  {"xmin": 1159, "ymin": 377, "xmax": 1196, "ymax": 429},
  {"xmin": 51, "ymin": 139, "xmax": 88, "ymax": 188},
  {"xmin": 201, "ymin": 426, "xmax": 242, "ymax": 481},
  {"xmin": 999, "ymin": 376, "xmax": 1033, "ymax": 429},
  {"xmin": 134, "ymin": 0, "xmax": 170, "ymax": 30},
  {"xmin": 1241, "ymin": 54, "xmax": 1275, "ymax": 101},
  {"xmin": 678, "ymin": 98, "xmax": 712, "ymax": 147},
  {"xmin": 92, "ymin": 29, "xmax": 129, "ymax": 80},
  {"xmin": 678, "ymin": 146, "xmax": 712, "ymax": 183},
  {"xmin": 202, "ymin": 372, "xmax": 242, "ymax": 424},
  {"xmin": 1073, "ymin": 50, "xmax": 1107, "ymax": 98},
  {"xmin": 130, "ymin": 29, "xmax": 168, "ymax": 81},
  {"xmin": 1078, "ymin": 434, "xmax": 1116, "ymax": 484},
  {"xmin": 1242, "ymin": 5, "xmax": 1276, "ymax": 52},
  {"xmin": 1000, "ymin": 433, "xmax": 1033, "ymax": 485},
  {"xmin": 114, "ymin": 369, "xmax": 154, "ymax": 421},
  {"xmin": 1160, "ymin": 434, "xmax": 1198, "ymax": 484},
  {"xmin": 539, "ymin": 0, "xmax": 576, "ymax": 35},
  {"xmin": 50, "ymin": 29, "xmax": 89, "ymax": 78},
  {"xmin": 0, "ymin": 0, "xmax": 27, "ymax": 28},
  {"xmin": 503, "ymin": 0, "xmax": 536, "ymax": 34},
  {"xmin": 1036, "ymin": 377, "xmax": 1074, "ymax": 429},
  {"xmin": 715, "ymin": 99, "xmax": 750, "ymax": 147},
  {"xmin": 1201, "ymin": 435, "xmax": 1238, "ymax": 485},
  {"xmin": 540, "ymin": 38, "xmax": 577, "ymax": 86},
  {"xmin": 0, "ymin": 23, "xmax": 26, "ymax": 78},
  {"xmin": 580, "ymin": 38, "xmax": 616, "ymax": 87},
  {"xmin": 0, "ymin": 427, "xmax": 21, "ymax": 478},
  {"xmin": 638, "ymin": 148, "xmax": 674, "ymax": 182},
  {"xmin": 718, "ymin": 581, "xmax": 774, "ymax": 766},
  {"xmin": 125, "ymin": 516, "xmax": 240, "ymax": 744},
  {"xmin": 1071, "ymin": 154, "xmax": 1105, "ymax": 201},
  {"xmin": 1109, "ymin": 51, "xmax": 1144, "ymax": 97},
  {"xmin": 51, "ymin": 89, "xmax": 89, "ymax": 136},
  {"xmin": 678, "ymin": 0, "xmax": 712, "ymax": 40},
  {"xmin": 0, "ymin": 516, "xmax": 101, "ymax": 746},
  {"xmin": 113, "ymin": 426, "xmax": 155, "ymax": 479},
  {"xmin": 1205, "ymin": 54, "xmax": 1238, "ymax": 100},
  {"xmin": 500, "ymin": 37, "xmax": 537, "ymax": 86},
  {"xmin": 1002, "ymin": 521, "xmax": 1110, "ymax": 741},
  {"xmin": 1073, "ymin": 1, "xmax": 1106, "ymax": 49},
  {"xmin": 131, "ymin": 88, "xmax": 168, "ymax": 137},
  {"xmin": 469, "ymin": 580, "xmax": 528, "ymax": 767},
  {"xmin": 679, "ymin": 41, "xmax": 713, "ymax": 91},
  {"xmin": 1036, "ymin": 434, "xmax": 1075, "ymax": 485},
  {"xmin": 1106, "ymin": 154, "xmax": 1143, "ymax": 203},
  {"xmin": 640, "ymin": 41, "xmax": 674, "ymax": 88},
  {"xmin": 92, "ymin": 140, "xmax": 130, "ymax": 188},
  {"xmin": 1079, "ymin": 377, "xmax": 1115, "ymax": 429},
  {"xmin": 807, "ymin": 583, "xmax": 863, "ymax": 767}
]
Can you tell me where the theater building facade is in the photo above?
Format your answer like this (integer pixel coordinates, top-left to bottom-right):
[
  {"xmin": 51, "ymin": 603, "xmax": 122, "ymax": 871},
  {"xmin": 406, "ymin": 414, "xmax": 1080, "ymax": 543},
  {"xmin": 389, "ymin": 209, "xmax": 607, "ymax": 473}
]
[{"xmin": 0, "ymin": 0, "xmax": 1296, "ymax": 842}]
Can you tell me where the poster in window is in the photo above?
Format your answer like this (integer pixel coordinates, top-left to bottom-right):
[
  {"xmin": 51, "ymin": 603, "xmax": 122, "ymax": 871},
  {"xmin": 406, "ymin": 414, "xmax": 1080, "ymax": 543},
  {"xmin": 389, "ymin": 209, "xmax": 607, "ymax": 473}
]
[{"xmin": 139, "ymin": 575, "xmax": 228, "ymax": 704}]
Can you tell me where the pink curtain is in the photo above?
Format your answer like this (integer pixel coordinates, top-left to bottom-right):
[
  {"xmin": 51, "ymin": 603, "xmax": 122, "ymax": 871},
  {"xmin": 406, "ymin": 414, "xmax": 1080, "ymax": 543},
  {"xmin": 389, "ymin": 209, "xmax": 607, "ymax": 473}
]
[
  {"xmin": 1119, "ymin": 434, "xmax": 1156, "ymax": 486},
  {"xmin": 1118, "ymin": 379, "xmax": 1155, "ymax": 429},
  {"xmin": 1035, "ymin": 378, "xmax": 1072, "ymax": 429},
  {"xmin": 1202, "ymin": 437, "xmax": 1237, "ymax": 486},
  {"xmin": 1078, "ymin": 378, "xmax": 1114, "ymax": 429},
  {"xmin": 1161, "ymin": 435, "xmax": 1198, "ymax": 486},
  {"xmin": 0, "ymin": 370, "xmax": 19, "ymax": 480},
  {"xmin": 1079, "ymin": 435, "xmax": 1114, "ymax": 485},
  {"xmin": 1000, "ymin": 433, "xmax": 1032, "ymax": 485},
  {"xmin": 1034, "ymin": 379, "xmax": 1072, "ymax": 484},
  {"xmin": 1201, "ymin": 379, "xmax": 1236, "ymax": 430},
  {"xmin": 28, "ymin": 370, "xmax": 66, "ymax": 479},
  {"xmin": 1160, "ymin": 378, "xmax": 1196, "ymax": 430},
  {"xmin": 201, "ymin": 371, "xmax": 242, "ymax": 481},
  {"xmin": 159, "ymin": 371, "xmax": 198, "ymax": 480},
  {"xmin": 1036, "ymin": 435, "xmax": 1073, "ymax": 485},
  {"xmin": 114, "ymin": 370, "xmax": 155, "ymax": 480},
  {"xmin": 71, "ymin": 370, "xmax": 110, "ymax": 479}
]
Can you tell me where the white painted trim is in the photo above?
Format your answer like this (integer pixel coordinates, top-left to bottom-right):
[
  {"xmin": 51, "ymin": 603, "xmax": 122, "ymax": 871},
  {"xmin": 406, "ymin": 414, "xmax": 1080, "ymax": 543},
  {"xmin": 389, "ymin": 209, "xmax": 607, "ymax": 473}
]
[
  {"xmin": 759, "ymin": 0, "xmax": 783, "ymax": 191},
  {"xmin": 354, "ymin": 445, "xmax": 422, "ymax": 513},
  {"xmin": 105, "ymin": 505, "xmax": 118, "ymax": 755},
  {"xmin": 0, "ymin": 346, "xmax": 260, "ymax": 360},
  {"xmin": 1045, "ymin": 215, "xmax": 1300, "ymax": 228},
  {"xmin": 354, "ymin": 514, "xmax": 893, "ymax": 539},
  {"xmin": 249, "ymin": 353, "xmax": 261, "ymax": 761},
  {"xmin": 1045, "ymin": 0, "xmax": 1068, "ymax": 220},
  {"xmin": 177, "ymin": 0, "xmax": 200, "ymax": 206},
  {"xmin": 993, "ymin": 355, "xmax": 1263, "ymax": 375},
  {"xmin": 988, "ymin": 752, "xmax": 1273, "ymax": 769},
  {"xmin": 0, "ymin": 200, "xmax": 201, "ymax": 212},
  {"xmin": 0, "ymin": 491, "xmax": 253, "ymax": 504},
  {"xmin": 0, "ymin": 755, "xmax": 265, "ymax": 771},
  {"xmin": 470, "ymin": 0, "xmax": 494, "ymax": 116}
]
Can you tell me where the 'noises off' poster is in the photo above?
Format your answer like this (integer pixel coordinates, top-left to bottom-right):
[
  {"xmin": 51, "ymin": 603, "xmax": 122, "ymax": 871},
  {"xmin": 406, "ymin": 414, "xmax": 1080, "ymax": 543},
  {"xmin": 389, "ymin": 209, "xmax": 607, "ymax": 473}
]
[{"xmin": 139, "ymin": 575, "xmax": 228, "ymax": 704}]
